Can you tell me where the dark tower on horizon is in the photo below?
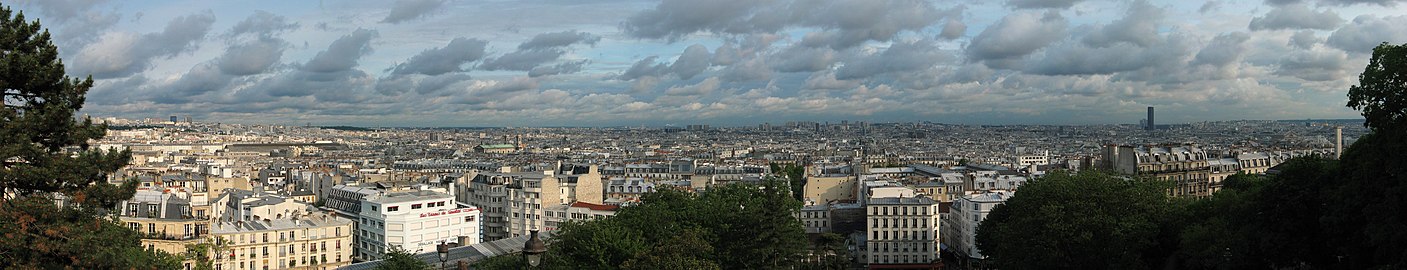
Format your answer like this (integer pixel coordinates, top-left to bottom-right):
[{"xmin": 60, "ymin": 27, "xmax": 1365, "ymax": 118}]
[{"xmin": 1146, "ymin": 107, "xmax": 1155, "ymax": 130}]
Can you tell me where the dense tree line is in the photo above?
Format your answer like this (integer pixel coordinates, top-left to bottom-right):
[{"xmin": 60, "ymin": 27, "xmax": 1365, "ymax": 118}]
[
  {"xmin": 977, "ymin": 42, "xmax": 1407, "ymax": 269},
  {"xmin": 474, "ymin": 178, "xmax": 849, "ymax": 269},
  {"xmin": 0, "ymin": 5, "xmax": 184, "ymax": 269}
]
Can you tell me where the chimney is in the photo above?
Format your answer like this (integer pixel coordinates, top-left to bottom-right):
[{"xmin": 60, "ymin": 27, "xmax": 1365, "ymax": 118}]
[{"xmin": 1335, "ymin": 126, "xmax": 1343, "ymax": 159}]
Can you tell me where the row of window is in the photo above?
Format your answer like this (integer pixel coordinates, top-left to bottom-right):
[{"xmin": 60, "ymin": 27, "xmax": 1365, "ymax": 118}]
[
  {"xmin": 869, "ymin": 205, "xmax": 932, "ymax": 216},
  {"xmin": 870, "ymin": 229, "xmax": 932, "ymax": 241},
  {"xmin": 871, "ymin": 217, "xmax": 932, "ymax": 229}
]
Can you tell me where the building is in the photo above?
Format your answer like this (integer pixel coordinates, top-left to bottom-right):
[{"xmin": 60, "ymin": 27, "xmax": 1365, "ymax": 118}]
[
  {"xmin": 356, "ymin": 189, "xmax": 481, "ymax": 260},
  {"xmin": 864, "ymin": 195, "xmax": 941, "ymax": 267},
  {"xmin": 605, "ymin": 178, "xmax": 655, "ymax": 204},
  {"xmin": 804, "ymin": 175, "xmax": 858, "ymax": 204},
  {"xmin": 324, "ymin": 185, "xmax": 382, "ymax": 216},
  {"xmin": 474, "ymin": 144, "xmax": 517, "ymax": 154},
  {"xmin": 459, "ymin": 164, "xmax": 601, "ymax": 242},
  {"xmin": 208, "ymin": 190, "xmax": 354, "ymax": 270},
  {"xmin": 1103, "ymin": 145, "xmax": 1211, "ymax": 197},
  {"xmin": 943, "ymin": 191, "xmax": 1013, "ymax": 264},
  {"xmin": 118, "ymin": 189, "xmax": 209, "ymax": 269},
  {"xmin": 1147, "ymin": 106, "xmax": 1155, "ymax": 130},
  {"xmin": 209, "ymin": 212, "xmax": 354, "ymax": 270},
  {"xmin": 542, "ymin": 201, "xmax": 619, "ymax": 232},
  {"xmin": 801, "ymin": 204, "xmax": 833, "ymax": 234}
]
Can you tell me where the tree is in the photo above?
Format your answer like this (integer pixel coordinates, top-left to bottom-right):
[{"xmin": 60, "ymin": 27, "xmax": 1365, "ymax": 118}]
[
  {"xmin": 474, "ymin": 177, "xmax": 809, "ymax": 270},
  {"xmin": 1347, "ymin": 42, "xmax": 1407, "ymax": 133},
  {"xmin": 0, "ymin": 5, "xmax": 179, "ymax": 269},
  {"xmin": 1323, "ymin": 42, "xmax": 1407, "ymax": 269},
  {"xmin": 975, "ymin": 171, "xmax": 1178, "ymax": 270},
  {"xmin": 375, "ymin": 246, "xmax": 431, "ymax": 270}
]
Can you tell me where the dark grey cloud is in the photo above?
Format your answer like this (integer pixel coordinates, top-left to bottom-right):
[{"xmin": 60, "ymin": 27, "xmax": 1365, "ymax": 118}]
[
  {"xmin": 1289, "ymin": 30, "xmax": 1320, "ymax": 49},
  {"xmin": 228, "ymin": 10, "xmax": 298, "ymax": 38},
  {"xmin": 670, "ymin": 44, "xmax": 712, "ymax": 80},
  {"xmin": 622, "ymin": 0, "xmax": 949, "ymax": 48},
  {"xmin": 24, "ymin": 0, "xmax": 120, "ymax": 52},
  {"xmin": 260, "ymin": 69, "xmax": 376, "ymax": 103},
  {"xmin": 480, "ymin": 49, "xmax": 566, "ymax": 71},
  {"xmin": 71, "ymin": 11, "xmax": 216, "ymax": 78},
  {"xmin": 217, "ymin": 37, "xmax": 286, "ymax": 76},
  {"xmin": 518, "ymin": 30, "xmax": 601, "ymax": 50},
  {"xmin": 151, "ymin": 63, "xmax": 231, "ymax": 104},
  {"xmin": 1194, "ymin": 32, "xmax": 1251, "ymax": 67},
  {"xmin": 391, "ymin": 37, "xmax": 489, "ymax": 75},
  {"xmin": 712, "ymin": 43, "xmax": 741, "ymax": 65},
  {"xmin": 836, "ymin": 40, "xmax": 952, "ymax": 80},
  {"xmin": 382, "ymin": 0, "xmax": 447, "ymax": 24},
  {"xmin": 451, "ymin": 77, "xmax": 540, "ymax": 105},
  {"xmin": 1249, "ymin": 4, "xmax": 1343, "ymax": 30},
  {"xmin": 770, "ymin": 46, "xmax": 838, "ymax": 73},
  {"xmin": 617, "ymin": 56, "xmax": 669, "ymax": 80},
  {"xmin": 1027, "ymin": 41, "xmax": 1184, "ymax": 76},
  {"xmin": 940, "ymin": 19, "xmax": 967, "ymax": 40},
  {"xmin": 1082, "ymin": 1, "xmax": 1163, "ymax": 48},
  {"xmin": 302, "ymin": 29, "xmax": 377, "ymax": 73},
  {"xmin": 1326, "ymin": 15, "xmax": 1407, "ymax": 53},
  {"xmin": 793, "ymin": 0, "xmax": 951, "ymax": 48},
  {"xmin": 621, "ymin": 0, "xmax": 787, "ymax": 41},
  {"xmin": 529, "ymin": 60, "xmax": 588, "ymax": 77},
  {"xmin": 1007, "ymin": 0, "xmax": 1085, "ymax": 9},
  {"xmin": 967, "ymin": 11, "xmax": 1068, "ymax": 67},
  {"xmin": 1274, "ymin": 48, "xmax": 1350, "ymax": 81},
  {"xmin": 375, "ymin": 73, "xmax": 475, "ymax": 95}
]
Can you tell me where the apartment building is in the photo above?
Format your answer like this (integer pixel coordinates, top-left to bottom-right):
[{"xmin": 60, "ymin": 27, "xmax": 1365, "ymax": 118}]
[
  {"xmin": 356, "ymin": 190, "xmax": 480, "ymax": 260},
  {"xmin": 1103, "ymin": 145, "xmax": 1211, "ymax": 197},
  {"xmin": 459, "ymin": 164, "xmax": 602, "ymax": 241},
  {"xmin": 542, "ymin": 201, "xmax": 619, "ymax": 231},
  {"xmin": 209, "ymin": 213, "xmax": 354, "ymax": 270},
  {"xmin": 942, "ymin": 191, "xmax": 1013, "ymax": 263},
  {"xmin": 864, "ymin": 195, "xmax": 941, "ymax": 267},
  {"xmin": 118, "ymin": 188, "xmax": 210, "ymax": 269}
]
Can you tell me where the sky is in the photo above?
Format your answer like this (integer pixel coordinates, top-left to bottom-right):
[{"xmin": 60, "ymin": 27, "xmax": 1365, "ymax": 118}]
[{"xmin": 12, "ymin": 0, "xmax": 1407, "ymax": 127}]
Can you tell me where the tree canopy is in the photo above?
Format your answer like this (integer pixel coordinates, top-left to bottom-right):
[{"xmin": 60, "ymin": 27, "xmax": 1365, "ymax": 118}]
[
  {"xmin": 0, "ymin": 5, "xmax": 179, "ymax": 269},
  {"xmin": 975, "ymin": 171, "xmax": 1181, "ymax": 270},
  {"xmin": 374, "ymin": 246, "xmax": 432, "ymax": 270},
  {"xmin": 474, "ymin": 178, "xmax": 812, "ymax": 270}
]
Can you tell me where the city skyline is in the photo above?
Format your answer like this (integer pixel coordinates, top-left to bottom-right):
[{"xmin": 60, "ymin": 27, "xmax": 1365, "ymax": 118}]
[{"xmin": 17, "ymin": 0, "xmax": 1407, "ymax": 126}]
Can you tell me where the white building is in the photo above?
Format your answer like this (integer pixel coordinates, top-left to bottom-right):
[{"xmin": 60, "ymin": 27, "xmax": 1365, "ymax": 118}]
[
  {"xmin": 864, "ymin": 195, "xmax": 940, "ymax": 267},
  {"xmin": 356, "ymin": 190, "xmax": 480, "ymax": 260},
  {"xmin": 801, "ymin": 204, "xmax": 832, "ymax": 234},
  {"xmin": 943, "ymin": 191, "xmax": 1013, "ymax": 262}
]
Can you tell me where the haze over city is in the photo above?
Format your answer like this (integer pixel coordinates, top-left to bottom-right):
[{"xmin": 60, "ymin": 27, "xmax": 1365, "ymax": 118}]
[{"xmin": 16, "ymin": 0, "xmax": 1406, "ymax": 126}]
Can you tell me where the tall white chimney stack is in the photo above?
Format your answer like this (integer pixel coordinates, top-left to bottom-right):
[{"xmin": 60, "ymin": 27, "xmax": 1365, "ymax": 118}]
[{"xmin": 1336, "ymin": 126, "xmax": 1343, "ymax": 159}]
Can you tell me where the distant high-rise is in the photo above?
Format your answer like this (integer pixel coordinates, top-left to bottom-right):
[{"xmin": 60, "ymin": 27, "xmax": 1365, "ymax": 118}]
[
  {"xmin": 169, "ymin": 115, "xmax": 178, "ymax": 123},
  {"xmin": 1146, "ymin": 107, "xmax": 1155, "ymax": 130}
]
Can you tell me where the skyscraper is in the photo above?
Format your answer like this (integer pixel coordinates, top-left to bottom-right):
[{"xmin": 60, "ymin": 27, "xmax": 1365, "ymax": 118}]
[{"xmin": 1146, "ymin": 107, "xmax": 1155, "ymax": 130}]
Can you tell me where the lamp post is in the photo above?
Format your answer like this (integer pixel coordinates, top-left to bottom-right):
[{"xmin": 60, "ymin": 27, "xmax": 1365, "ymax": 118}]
[
  {"xmin": 437, "ymin": 243, "xmax": 450, "ymax": 270},
  {"xmin": 523, "ymin": 230, "xmax": 547, "ymax": 268}
]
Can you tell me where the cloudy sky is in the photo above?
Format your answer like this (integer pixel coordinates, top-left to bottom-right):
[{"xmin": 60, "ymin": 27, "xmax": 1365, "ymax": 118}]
[{"xmin": 14, "ymin": 0, "xmax": 1406, "ymax": 127}]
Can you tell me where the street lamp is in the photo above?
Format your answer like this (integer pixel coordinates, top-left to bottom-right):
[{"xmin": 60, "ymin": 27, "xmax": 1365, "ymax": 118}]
[
  {"xmin": 437, "ymin": 243, "xmax": 450, "ymax": 269},
  {"xmin": 523, "ymin": 230, "xmax": 547, "ymax": 268}
]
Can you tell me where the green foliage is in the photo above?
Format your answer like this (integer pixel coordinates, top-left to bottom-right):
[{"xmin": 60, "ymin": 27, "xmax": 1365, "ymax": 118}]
[
  {"xmin": 0, "ymin": 196, "xmax": 183, "ymax": 269},
  {"xmin": 771, "ymin": 163, "xmax": 806, "ymax": 201},
  {"xmin": 1347, "ymin": 42, "xmax": 1407, "ymax": 133},
  {"xmin": 375, "ymin": 246, "xmax": 432, "ymax": 270},
  {"xmin": 0, "ymin": 4, "xmax": 174, "ymax": 269},
  {"xmin": 975, "ymin": 171, "xmax": 1177, "ymax": 270},
  {"xmin": 1323, "ymin": 131, "xmax": 1407, "ymax": 268},
  {"xmin": 475, "ymin": 178, "xmax": 809, "ymax": 270}
]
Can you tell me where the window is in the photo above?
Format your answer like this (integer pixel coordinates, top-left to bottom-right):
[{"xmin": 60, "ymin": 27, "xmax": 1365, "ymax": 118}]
[
  {"xmin": 411, "ymin": 204, "xmax": 422, "ymax": 209},
  {"xmin": 127, "ymin": 204, "xmax": 139, "ymax": 216},
  {"xmin": 129, "ymin": 222, "xmax": 140, "ymax": 231},
  {"xmin": 148, "ymin": 223, "xmax": 156, "ymax": 234},
  {"xmin": 387, "ymin": 206, "xmax": 399, "ymax": 212}
]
